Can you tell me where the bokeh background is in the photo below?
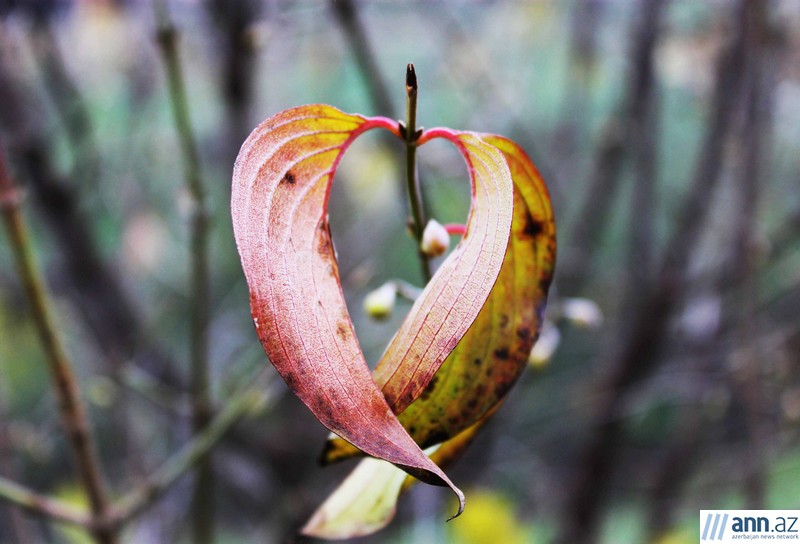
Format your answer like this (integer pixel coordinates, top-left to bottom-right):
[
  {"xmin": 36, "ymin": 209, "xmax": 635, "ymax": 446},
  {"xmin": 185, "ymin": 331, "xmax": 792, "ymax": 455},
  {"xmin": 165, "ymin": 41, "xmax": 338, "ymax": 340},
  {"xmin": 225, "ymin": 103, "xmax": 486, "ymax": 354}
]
[{"xmin": 1, "ymin": 0, "xmax": 799, "ymax": 542}]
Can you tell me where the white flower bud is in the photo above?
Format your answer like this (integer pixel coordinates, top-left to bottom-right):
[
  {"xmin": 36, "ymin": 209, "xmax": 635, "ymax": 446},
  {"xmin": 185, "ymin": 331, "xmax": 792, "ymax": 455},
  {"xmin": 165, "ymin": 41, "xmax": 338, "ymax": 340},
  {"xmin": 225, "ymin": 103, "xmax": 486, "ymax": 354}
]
[
  {"xmin": 561, "ymin": 298, "xmax": 604, "ymax": 330},
  {"xmin": 421, "ymin": 219, "xmax": 450, "ymax": 257},
  {"xmin": 528, "ymin": 321, "xmax": 560, "ymax": 368},
  {"xmin": 363, "ymin": 282, "xmax": 397, "ymax": 320}
]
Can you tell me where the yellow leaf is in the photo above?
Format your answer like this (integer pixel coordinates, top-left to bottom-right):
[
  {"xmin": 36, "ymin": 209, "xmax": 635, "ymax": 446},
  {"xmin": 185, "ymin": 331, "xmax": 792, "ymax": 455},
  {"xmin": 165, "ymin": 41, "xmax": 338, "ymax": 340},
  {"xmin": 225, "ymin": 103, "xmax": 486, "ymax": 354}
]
[{"xmin": 301, "ymin": 457, "xmax": 408, "ymax": 539}]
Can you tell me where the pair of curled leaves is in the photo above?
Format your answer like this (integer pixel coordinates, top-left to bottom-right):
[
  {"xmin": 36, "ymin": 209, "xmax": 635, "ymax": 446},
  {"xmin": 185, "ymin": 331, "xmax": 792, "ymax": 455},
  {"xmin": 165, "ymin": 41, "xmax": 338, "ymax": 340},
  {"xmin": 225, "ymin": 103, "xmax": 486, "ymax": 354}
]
[
  {"xmin": 306, "ymin": 131, "xmax": 556, "ymax": 538},
  {"xmin": 231, "ymin": 105, "xmax": 519, "ymax": 520},
  {"xmin": 322, "ymin": 132, "xmax": 555, "ymax": 461}
]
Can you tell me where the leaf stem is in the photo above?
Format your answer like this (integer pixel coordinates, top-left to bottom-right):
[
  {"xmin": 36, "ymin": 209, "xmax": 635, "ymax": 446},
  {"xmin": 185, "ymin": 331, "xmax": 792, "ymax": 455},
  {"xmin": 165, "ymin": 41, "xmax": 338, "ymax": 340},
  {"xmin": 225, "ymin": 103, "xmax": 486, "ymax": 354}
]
[
  {"xmin": 404, "ymin": 64, "xmax": 432, "ymax": 283},
  {"xmin": 153, "ymin": 2, "xmax": 214, "ymax": 543},
  {"xmin": 0, "ymin": 147, "xmax": 118, "ymax": 544}
]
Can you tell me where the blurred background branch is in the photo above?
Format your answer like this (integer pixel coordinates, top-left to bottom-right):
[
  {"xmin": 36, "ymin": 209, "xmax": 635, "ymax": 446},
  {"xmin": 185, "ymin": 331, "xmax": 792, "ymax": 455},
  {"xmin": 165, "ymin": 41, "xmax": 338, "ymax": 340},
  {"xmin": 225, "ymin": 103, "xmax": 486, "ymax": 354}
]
[
  {"xmin": 1, "ymin": 146, "xmax": 117, "ymax": 543},
  {"xmin": 153, "ymin": 1, "xmax": 214, "ymax": 542}
]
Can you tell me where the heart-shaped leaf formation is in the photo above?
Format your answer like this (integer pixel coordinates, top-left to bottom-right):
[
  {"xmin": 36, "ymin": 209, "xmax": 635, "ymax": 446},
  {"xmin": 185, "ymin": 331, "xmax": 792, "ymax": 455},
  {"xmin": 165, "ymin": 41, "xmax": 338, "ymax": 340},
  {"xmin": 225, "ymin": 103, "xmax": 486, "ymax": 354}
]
[
  {"xmin": 305, "ymin": 130, "xmax": 556, "ymax": 538},
  {"xmin": 231, "ymin": 104, "xmax": 555, "ymax": 536},
  {"xmin": 321, "ymin": 131, "xmax": 556, "ymax": 462}
]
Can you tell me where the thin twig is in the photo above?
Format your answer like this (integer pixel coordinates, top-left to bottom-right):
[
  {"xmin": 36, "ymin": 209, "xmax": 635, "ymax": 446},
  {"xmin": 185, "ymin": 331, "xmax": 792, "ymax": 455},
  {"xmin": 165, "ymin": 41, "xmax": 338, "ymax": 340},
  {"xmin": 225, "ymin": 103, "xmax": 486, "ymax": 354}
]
[
  {"xmin": 730, "ymin": 0, "xmax": 772, "ymax": 507},
  {"xmin": 0, "ymin": 475, "xmax": 91, "ymax": 527},
  {"xmin": 329, "ymin": 0, "xmax": 417, "ymax": 237},
  {"xmin": 403, "ymin": 64, "xmax": 432, "ymax": 283},
  {"xmin": 0, "ymin": 37, "xmax": 185, "ymax": 390},
  {"xmin": 626, "ymin": 0, "xmax": 665, "ymax": 301},
  {"xmin": 28, "ymin": 17, "xmax": 100, "ymax": 190},
  {"xmin": 153, "ymin": 2, "xmax": 214, "ymax": 543},
  {"xmin": 121, "ymin": 365, "xmax": 190, "ymax": 416},
  {"xmin": 329, "ymin": 0, "xmax": 395, "ymax": 117},
  {"xmin": 550, "ymin": 0, "xmax": 603, "ymax": 196},
  {"xmin": 111, "ymin": 377, "xmax": 274, "ymax": 525},
  {"xmin": 0, "ymin": 146, "xmax": 117, "ymax": 544},
  {"xmin": 0, "ymin": 386, "xmax": 35, "ymax": 543},
  {"xmin": 205, "ymin": 0, "xmax": 260, "ymax": 161},
  {"xmin": 0, "ymin": 374, "xmax": 273, "ymax": 535}
]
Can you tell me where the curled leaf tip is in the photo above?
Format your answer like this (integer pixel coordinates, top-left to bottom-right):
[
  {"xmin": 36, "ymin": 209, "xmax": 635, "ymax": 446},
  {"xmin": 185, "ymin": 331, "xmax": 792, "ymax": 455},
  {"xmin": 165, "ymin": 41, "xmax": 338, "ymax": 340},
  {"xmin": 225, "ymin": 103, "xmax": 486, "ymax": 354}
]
[{"xmin": 448, "ymin": 488, "xmax": 467, "ymax": 521}]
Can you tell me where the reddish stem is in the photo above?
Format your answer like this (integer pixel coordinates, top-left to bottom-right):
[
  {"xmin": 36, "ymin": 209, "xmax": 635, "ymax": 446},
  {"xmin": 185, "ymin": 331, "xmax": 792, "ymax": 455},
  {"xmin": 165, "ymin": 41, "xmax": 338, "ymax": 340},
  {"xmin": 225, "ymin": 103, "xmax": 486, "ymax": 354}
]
[{"xmin": 444, "ymin": 223, "xmax": 467, "ymax": 236}]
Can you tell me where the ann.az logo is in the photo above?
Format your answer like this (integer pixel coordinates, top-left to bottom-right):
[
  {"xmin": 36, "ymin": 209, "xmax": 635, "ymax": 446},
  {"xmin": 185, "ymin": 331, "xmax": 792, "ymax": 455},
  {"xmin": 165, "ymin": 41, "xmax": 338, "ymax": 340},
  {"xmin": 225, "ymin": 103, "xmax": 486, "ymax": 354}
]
[
  {"xmin": 702, "ymin": 511, "xmax": 799, "ymax": 541},
  {"xmin": 701, "ymin": 512, "xmax": 729, "ymax": 541}
]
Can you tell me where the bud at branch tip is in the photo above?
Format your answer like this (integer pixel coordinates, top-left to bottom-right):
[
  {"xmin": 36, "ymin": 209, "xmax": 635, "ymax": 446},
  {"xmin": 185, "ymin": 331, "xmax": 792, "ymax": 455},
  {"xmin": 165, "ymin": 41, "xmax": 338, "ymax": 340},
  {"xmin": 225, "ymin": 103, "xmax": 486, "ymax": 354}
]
[
  {"xmin": 406, "ymin": 63, "xmax": 417, "ymax": 94},
  {"xmin": 421, "ymin": 219, "xmax": 450, "ymax": 258}
]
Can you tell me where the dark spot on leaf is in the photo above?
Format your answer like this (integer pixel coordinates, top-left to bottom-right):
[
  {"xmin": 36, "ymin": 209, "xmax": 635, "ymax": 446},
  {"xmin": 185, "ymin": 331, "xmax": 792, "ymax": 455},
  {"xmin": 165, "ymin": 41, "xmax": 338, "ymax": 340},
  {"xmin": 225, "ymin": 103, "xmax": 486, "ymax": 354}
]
[
  {"xmin": 499, "ymin": 314, "xmax": 509, "ymax": 328},
  {"xmin": 485, "ymin": 367, "xmax": 494, "ymax": 377},
  {"xmin": 419, "ymin": 376, "xmax": 439, "ymax": 401},
  {"xmin": 467, "ymin": 399, "xmax": 478, "ymax": 410},
  {"xmin": 282, "ymin": 171, "xmax": 296, "ymax": 184},
  {"xmin": 522, "ymin": 210, "xmax": 543, "ymax": 237},
  {"xmin": 516, "ymin": 326, "xmax": 531, "ymax": 340},
  {"xmin": 473, "ymin": 358, "xmax": 482, "ymax": 366},
  {"xmin": 408, "ymin": 425, "xmax": 416, "ymax": 434},
  {"xmin": 494, "ymin": 347, "xmax": 510, "ymax": 359}
]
